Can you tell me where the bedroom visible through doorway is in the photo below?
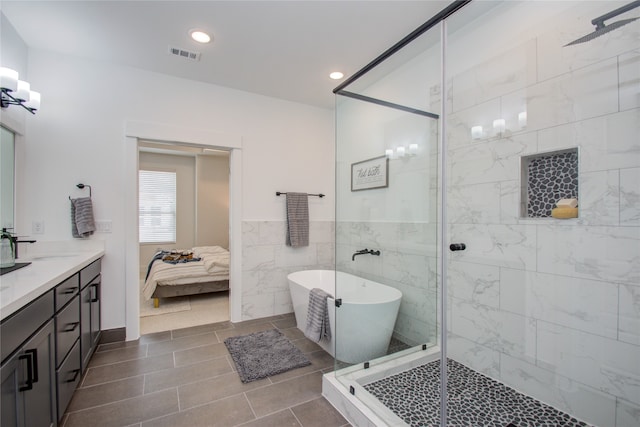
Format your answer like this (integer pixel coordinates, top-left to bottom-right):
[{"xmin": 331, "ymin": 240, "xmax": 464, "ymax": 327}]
[{"xmin": 138, "ymin": 140, "xmax": 231, "ymax": 335}]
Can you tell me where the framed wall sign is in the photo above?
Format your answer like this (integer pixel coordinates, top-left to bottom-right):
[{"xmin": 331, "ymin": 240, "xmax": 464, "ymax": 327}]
[{"xmin": 351, "ymin": 155, "xmax": 389, "ymax": 191}]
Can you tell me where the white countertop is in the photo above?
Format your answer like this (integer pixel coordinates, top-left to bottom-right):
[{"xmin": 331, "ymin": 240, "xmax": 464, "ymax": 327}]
[{"xmin": 0, "ymin": 241, "xmax": 105, "ymax": 321}]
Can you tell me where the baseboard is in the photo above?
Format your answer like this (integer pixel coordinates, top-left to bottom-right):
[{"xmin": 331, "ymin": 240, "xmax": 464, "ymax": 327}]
[{"xmin": 99, "ymin": 327, "xmax": 126, "ymax": 344}]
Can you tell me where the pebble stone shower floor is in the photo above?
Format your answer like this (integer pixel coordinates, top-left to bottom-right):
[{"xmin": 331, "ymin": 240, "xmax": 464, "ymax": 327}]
[{"xmin": 363, "ymin": 358, "xmax": 592, "ymax": 427}]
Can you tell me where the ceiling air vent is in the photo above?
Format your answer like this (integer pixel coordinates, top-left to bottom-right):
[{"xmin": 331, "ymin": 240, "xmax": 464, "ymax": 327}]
[{"xmin": 168, "ymin": 46, "xmax": 201, "ymax": 61}]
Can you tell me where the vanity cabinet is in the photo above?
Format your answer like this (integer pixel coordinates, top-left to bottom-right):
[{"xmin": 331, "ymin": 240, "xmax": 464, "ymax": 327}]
[
  {"xmin": 1, "ymin": 257, "xmax": 102, "ymax": 426},
  {"xmin": 1, "ymin": 296, "xmax": 57, "ymax": 427}
]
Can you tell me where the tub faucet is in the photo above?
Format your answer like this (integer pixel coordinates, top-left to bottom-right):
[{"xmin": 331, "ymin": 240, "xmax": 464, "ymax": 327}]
[{"xmin": 352, "ymin": 248, "xmax": 381, "ymax": 261}]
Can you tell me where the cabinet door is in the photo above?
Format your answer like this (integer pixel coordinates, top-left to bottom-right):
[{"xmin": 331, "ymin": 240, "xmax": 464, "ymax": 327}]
[
  {"xmin": 23, "ymin": 320, "xmax": 56, "ymax": 427},
  {"xmin": 1, "ymin": 351, "xmax": 24, "ymax": 427},
  {"xmin": 80, "ymin": 284, "xmax": 92, "ymax": 372},
  {"xmin": 1, "ymin": 320, "xmax": 56, "ymax": 427},
  {"xmin": 90, "ymin": 278, "xmax": 101, "ymax": 348}
]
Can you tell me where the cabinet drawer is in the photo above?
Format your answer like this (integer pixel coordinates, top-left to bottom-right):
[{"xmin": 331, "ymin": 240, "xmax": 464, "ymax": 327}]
[
  {"xmin": 1, "ymin": 291, "xmax": 54, "ymax": 364},
  {"xmin": 55, "ymin": 296, "xmax": 80, "ymax": 367},
  {"xmin": 80, "ymin": 259, "xmax": 101, "ymax": 289},
  {"xmin": 55, "ymin": 274, "xmax": 79, "ymax": 311},
  {"xmin": 57, "ymin": 339, "xmax": 81, "ymax": 419}
]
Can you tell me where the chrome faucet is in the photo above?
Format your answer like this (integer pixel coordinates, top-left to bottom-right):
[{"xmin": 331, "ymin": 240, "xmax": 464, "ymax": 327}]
[{"xmin": 352, "ymin": 248, "xmax": 381, "ymax": 261}]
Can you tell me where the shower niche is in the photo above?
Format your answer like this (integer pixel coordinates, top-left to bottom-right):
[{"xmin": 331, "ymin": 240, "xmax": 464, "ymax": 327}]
[{"xmin": 521, "ymin": 148, "xmax": 579, "ymax": 218}]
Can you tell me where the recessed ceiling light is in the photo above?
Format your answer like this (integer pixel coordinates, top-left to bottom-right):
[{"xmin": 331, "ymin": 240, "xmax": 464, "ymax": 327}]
[
  {"xmin": 190, "ymin": 30, "xmax": 211, "ymax": 44},
  {"xmin": 329, "ymin": 71, "xmax": 344, "ymax": 80}
]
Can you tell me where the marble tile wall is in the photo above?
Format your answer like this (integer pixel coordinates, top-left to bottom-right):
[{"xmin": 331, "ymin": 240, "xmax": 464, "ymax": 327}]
[
  {"xmin": 336, "ymin": 221, "xmax": 438, "ymax": 347},
  {"xmin": 241, "ymin": 221, "xmax": 334, "ymax": 320},
  {"xmin": 445, "ymin": 10, "xmax": 640, "ymax": 427}
]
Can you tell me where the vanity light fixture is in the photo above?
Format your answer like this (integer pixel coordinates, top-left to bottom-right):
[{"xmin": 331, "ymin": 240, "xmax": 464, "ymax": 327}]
[
  {"xmin": 493, "ymin": 118, "xmax": 506, "ymax": 135},
  {"xmin": 190, "ymin": 30, "xmax": 211, "ymax": 44},
  {"xmin": 409, "ymin": 143, "xmax": 419, "ymax": 155},
  {"xmin": 0, "ymin": 67, "xmax": 40, "ymax": 114},
  {"xmin": 385, "ymin": 148, "xmax": 394, "ymax": 158}
]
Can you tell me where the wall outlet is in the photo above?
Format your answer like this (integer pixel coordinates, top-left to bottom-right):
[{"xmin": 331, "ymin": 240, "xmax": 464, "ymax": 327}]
[
  {"xmin": 95, "ymin": 220, "xmax": 112, "ymax": 233},
  {"xmin": 32, "ymin": 220, "xmax": 44, "ymax": 234}
]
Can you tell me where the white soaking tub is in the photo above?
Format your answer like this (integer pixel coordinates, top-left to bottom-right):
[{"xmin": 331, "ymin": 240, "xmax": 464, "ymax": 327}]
[{"xmin": 287, "ymin": 270, "xmax": 402, "ymax": 364}]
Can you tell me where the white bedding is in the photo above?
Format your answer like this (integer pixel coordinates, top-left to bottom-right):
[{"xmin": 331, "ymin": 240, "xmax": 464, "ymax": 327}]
[{"xmin": 142, "ymin": 246, "xmax": 230, "ymax": 300}]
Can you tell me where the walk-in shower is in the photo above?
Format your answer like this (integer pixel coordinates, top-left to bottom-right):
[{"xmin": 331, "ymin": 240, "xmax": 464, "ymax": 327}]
[{"xmin": 324, "ymin": 1, "xmax": 640, "ymax": 426}]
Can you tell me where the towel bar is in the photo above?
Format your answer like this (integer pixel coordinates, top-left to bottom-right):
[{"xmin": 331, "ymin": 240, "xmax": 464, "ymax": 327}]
[{"xmin": 276, "ymin": 191, "xmax": 324, "ymax": 198}]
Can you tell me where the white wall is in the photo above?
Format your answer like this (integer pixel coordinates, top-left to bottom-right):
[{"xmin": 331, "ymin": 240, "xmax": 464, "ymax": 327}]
[
  {"xmin": 196, "ymin": 154, "xmax": 229, "ymax": 249},
  {"xmin": 14, "ymin": 48, "xmax": 334, "ymax": 330}
]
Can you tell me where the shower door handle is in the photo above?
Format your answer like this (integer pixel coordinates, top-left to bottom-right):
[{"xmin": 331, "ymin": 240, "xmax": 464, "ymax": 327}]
[{"xmin": 449, "ymin": 243, "xmax": 466, "ymax": 251}]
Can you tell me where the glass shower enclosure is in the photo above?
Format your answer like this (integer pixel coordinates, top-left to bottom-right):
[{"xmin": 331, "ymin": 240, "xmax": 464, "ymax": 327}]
[{"xmin": 327, "ymin": 1, "xmax": 640, "ymax": 426}]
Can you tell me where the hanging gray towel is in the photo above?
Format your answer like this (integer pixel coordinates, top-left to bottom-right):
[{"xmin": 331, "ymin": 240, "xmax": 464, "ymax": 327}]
[
  {"xmin": 304, "ymin": 287, "xmax": 332, "ymax": 343},
  {"xmin": 71, "ymin": 197, "xmax": 96, "ymax": 238},
  {"xmin": 285, "ymin": 192, "xmax": 309, "ymax": 247}
]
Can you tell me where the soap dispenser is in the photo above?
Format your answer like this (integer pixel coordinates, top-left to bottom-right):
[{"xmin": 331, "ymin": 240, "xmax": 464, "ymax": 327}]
[{"xmin": 0, "ymin": 228, "xmax": 15, "ymax": 268}]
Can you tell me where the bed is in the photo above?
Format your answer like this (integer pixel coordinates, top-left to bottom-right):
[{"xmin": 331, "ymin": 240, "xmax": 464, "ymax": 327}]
[{"xmin": 142, "ymin": 246, "xmax": 230, "ymax": 308}]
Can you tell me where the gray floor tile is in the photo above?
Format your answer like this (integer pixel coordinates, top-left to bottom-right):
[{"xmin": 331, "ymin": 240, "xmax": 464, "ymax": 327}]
[
  {"xmin": 280, "ymin": 327, "xmax": 305, "ymax": 341},
  {"xmin": 64, "ymin": 389, "xmax": 178, "ymax": 427},
  {"xmin": 144, "ymin": 356, "xmax": 233, "ymax": 393},
  {"xmin": 139, "ymin": 330, "xmax": 172, "ymax": 344},
  {"xmin": 272, "ymin": 317, "xmax": 297, "ymax": 329},
  {"xmin": 82, "ymin": 354, "xmax": 174, "ymax": 387},
  {"xmin": 67, "ymin": 376, "xmax": 145, "ymax": 412},
  {"xmin": 97, "ymin": 340, "xmax": 141, "ymax": 353},
  {"xmin": 178, "ymin": 371, "xmax": 270, "ymax": 410},
  {"xmin": 146, "ymin": 332, "xmax": 219, "ymax": 356},
  {"xmin": 171, "ymin": 321, "xmax": 233, "ymax": 339},
  {"xmin": 291, "ymin": 397, "xmax": 348, "ymax": 427},
  {"xmin": 268, "ymin": 350, "xmax": 333, "ymax": 384},
  {"xmin": 173, "ymin": 341, "xmax": 230, "ymax": 367},
  {"xmin": 238, "ymin": 409, "xmax": 301, "ymax": 427},
  {"xmin": 215, "ymin": 322, "xmax": 275, "ymax": 342},
  {"xmin": 142, "ymin": 394, "xmax": 254, "ymax": 427},
  {"xmin": 291, "ymin": 337, "xmax": 323, "ymax": 354},
  {"xmin": 245, "ymin": 371, "xmax": 323, "ymax": 418},
  {"xmin": 89, "ymin": 345, "xmax": 149, "ymax": 367}
]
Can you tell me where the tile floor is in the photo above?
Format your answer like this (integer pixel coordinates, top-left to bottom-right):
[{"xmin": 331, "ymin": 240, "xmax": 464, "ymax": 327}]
[{"xmin": 61, "ymin": 314, "xmax": 350, "ymax": 427}]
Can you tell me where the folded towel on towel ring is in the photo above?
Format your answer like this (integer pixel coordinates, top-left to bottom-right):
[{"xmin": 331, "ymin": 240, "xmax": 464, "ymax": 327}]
[{"xmin": 71, "ymin": 197, "xmax": 96, "ymax": 238}]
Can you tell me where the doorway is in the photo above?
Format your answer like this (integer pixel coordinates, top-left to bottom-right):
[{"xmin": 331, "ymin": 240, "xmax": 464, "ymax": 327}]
[
  {"xmin": 137, "ymin": 141, "xmax": 231, "ymax": 334},
  {"xmin": 124, "ymin": 121, "xmax": 243, "ymax": 341}
]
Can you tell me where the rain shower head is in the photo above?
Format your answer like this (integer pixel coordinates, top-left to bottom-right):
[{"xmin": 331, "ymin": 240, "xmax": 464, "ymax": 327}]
[{"xmin": 564, "ymin": 0, "xmax": 640, "ymax": 46}]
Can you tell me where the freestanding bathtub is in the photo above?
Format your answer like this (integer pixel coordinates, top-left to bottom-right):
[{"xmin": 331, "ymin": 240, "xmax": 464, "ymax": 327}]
[{"xmin": 288, "ymin": 270, "xmax": 402, "ymax": 364}]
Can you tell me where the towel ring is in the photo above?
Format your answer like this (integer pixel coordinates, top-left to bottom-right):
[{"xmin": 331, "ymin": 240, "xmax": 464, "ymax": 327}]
[{"xmin": 69, "ymin": 183, "xmax": 92, "ymax": 200}]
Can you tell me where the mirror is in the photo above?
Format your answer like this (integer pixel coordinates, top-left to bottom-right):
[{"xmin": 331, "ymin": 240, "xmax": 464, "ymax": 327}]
[{"xmin": 0, "ymin": 126, "xmax": 15, "ymax": 231}]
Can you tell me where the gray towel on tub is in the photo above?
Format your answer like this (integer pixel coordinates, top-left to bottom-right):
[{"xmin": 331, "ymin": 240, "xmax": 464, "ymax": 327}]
[
  {"xmin": 285, "ymin": 192, "xmax": 309, "ymax": 247},
  {"xmin": 71, "ymin": 197, "xmax": 95, "ymax": 238},
  {"xmin": 305, "ymin": 288, "xmax": 332, "ymax": 343}
]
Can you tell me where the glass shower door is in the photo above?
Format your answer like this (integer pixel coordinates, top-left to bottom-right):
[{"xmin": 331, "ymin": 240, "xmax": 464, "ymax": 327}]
[{"xmin": 332, "ymin": 21, "xmax": 443, "ymax": 424}]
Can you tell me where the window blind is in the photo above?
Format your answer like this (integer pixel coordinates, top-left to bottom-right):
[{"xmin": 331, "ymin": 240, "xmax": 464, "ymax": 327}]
[{"xmin": 139, "ymin": 170, "xmax": 176, "ymax": 243}]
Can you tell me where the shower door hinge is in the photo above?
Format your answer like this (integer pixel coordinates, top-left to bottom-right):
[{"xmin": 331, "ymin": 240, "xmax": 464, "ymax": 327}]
[
  {"xmin": 335, "ymin": 299, "xmax": 342, "ymax": 307},
  {"xmin": 349, "ymin": 385, "xmax": 355, "ymax": 395},
  {"xmin": 364, "ymin": 362, "xmax": 370, "ymax": 369}
]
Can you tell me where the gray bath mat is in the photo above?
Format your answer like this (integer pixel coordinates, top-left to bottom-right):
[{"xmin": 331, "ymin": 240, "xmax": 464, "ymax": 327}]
[{"xmin": 224, "ymin": 328, "xmax": 311, "ymax": 383}]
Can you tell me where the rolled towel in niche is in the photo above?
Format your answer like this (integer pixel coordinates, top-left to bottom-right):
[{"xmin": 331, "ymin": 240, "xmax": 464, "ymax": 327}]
[
  {"xmin": 556, "ymin": 198, "xmax": 578, "ymax": 208},
  {"xmin": 551, "ymin": 207, "xmax": 578, "ymax": 219}
]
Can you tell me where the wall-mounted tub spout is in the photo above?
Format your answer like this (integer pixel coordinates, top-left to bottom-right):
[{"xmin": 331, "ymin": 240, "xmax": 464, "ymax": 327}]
[{"xmin": 352, "ymin": 248, "xmax": 381, "ymax": 261}]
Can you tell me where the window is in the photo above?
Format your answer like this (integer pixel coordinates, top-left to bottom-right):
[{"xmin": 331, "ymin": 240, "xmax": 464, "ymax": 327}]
[{"xmin": 139, "ymin": 170, "xmax": 176, "ymax": 243}]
